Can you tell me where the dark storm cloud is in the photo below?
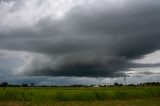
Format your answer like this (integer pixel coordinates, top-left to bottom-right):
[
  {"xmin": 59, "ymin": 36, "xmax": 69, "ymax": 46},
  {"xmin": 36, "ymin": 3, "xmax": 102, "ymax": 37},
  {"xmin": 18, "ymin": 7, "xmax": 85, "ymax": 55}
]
[
  {"xmin": 24, "ymin": 56, "xmax": 128, "ymax": 77},
  {"xmin": 23, "ymin": 56, "xmax": 160, "ymax": 77},
  {"xmin": 1, "ymin": 0, "xmax": 160, "ymax": 77}
]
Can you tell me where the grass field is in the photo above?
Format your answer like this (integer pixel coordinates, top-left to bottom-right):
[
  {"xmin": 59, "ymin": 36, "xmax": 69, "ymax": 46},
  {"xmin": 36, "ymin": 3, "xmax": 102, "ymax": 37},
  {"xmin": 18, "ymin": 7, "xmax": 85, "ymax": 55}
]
[{"xmin": 0, "ymin": 86, "xmax": 160, "ymax": 106}]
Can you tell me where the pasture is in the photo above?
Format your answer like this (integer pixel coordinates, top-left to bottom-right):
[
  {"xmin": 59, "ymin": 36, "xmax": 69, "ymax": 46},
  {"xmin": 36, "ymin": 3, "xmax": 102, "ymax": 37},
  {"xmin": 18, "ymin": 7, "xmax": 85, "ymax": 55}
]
[{"xmin": 0, "ymin": 86, "xmax": 160, "ymax": 106}]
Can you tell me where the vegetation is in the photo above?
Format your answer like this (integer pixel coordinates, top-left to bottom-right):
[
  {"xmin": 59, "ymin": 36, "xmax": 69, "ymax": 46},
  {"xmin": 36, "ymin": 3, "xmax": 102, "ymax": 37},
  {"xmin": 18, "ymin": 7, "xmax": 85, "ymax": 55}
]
[
  {"xmin": 0, "ymin": 86, "xmax": 160, "ymax": 101},
  {"xmin": 0, "ymin": 82, "xmax": 160, "ymax": 105},
  {"xmin": 1, "ymin": 99, "xmax": 160, "ymax": 106}
]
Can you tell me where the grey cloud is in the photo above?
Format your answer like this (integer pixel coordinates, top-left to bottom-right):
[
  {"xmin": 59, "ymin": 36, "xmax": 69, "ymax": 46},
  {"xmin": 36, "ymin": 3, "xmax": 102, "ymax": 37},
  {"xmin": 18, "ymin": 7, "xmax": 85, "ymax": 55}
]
[
  {"xmin": 0, "ymin": 75, "xmax": 111, "ymax": 86},
  {"xmin": 137, "ymin": 71, "xmax": 160, "ymax": 75},
  {"xmin": 0, "ymin": 0, "xmax": 14, "ymax": 3},
  {"xmin": 130, "ymin": 63, "xmax": 160, "ymax": 68},
  {"xmin": 0, "ymin": 0, "xmax": 23, "ymax": 12},
  {"xmin": 0, "ymin": 0, "xmax": 160, "ymax": 77}
]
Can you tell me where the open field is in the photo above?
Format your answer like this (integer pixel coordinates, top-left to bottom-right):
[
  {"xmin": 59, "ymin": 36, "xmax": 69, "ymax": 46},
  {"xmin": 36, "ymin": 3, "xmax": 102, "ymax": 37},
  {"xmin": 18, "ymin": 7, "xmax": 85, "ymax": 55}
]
[
  {"xmin": 1, "ymin": 99, "xmax": 160, "ymax": 106},
  {"xmin": 0, "ymin": 87, "xmax": 160, "ymax": 106}
]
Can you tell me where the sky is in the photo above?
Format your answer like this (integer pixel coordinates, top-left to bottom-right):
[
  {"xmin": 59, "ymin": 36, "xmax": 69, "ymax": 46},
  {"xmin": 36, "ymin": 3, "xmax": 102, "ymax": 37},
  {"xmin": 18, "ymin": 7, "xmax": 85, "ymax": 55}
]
[{"xmin": 0, "ymin": 0, "xmax": 160, "ymax": 85}]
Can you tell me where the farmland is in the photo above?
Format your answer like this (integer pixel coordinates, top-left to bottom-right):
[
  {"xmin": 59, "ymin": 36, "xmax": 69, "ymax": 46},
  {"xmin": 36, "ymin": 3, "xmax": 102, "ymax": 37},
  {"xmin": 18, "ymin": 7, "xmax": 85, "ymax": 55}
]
[{"xmin": 0, "ymin": 86, "xmax": 160, "ymax": 106}]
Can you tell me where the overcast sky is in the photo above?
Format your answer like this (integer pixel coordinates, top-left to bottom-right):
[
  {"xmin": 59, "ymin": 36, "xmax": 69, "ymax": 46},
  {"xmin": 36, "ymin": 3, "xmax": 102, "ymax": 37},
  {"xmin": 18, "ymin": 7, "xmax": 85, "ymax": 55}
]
[{"xmin": 0, "ymin": 0, "xmax": 160, "ymax": 85}]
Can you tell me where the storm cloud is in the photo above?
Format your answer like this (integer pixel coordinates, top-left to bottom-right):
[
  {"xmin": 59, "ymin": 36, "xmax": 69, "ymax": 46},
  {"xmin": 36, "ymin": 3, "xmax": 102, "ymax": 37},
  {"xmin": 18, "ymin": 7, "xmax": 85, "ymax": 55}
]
[{"xmin": 0, "ymin": 0, "xmax": 160, "ymax": 78}]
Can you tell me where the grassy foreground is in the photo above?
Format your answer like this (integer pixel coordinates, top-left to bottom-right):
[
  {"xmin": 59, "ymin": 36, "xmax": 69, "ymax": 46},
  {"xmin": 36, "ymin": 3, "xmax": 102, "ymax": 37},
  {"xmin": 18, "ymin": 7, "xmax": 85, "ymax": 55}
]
[
  {"xmin": 0, "ymin": 99, "xmax": 160, "ymax": 106},
  {"xmin": 0, "ymin": 87, "xmax": 160, "ymax": 106}
]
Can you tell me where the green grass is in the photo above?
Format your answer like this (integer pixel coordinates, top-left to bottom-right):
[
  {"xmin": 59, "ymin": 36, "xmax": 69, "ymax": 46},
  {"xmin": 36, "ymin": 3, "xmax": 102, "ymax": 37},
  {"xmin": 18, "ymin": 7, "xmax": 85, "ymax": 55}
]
[
  {"xmin": 1, "ymin": 99, "xmax": 160, "ymax": 106},
  {"xmin": 0, "ymin": 86, "xmax": 160, "ymax": 105}
]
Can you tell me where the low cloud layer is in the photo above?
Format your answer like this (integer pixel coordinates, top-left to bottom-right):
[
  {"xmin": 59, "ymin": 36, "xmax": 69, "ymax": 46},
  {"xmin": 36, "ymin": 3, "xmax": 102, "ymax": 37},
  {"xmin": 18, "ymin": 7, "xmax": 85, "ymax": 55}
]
[{"xmin": 0, "ymin": 0, "xmax": 160, "ymax": 78}]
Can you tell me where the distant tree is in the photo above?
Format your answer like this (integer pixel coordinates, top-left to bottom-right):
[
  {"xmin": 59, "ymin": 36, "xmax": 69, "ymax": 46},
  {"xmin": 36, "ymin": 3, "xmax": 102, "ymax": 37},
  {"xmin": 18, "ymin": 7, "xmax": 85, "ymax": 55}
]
[
  {"xmin": 114, "ymin": 82, "xmax": 119, "ymax": 86},
  {"xmin": 128, "ymin": 84, "xmax": 136, "ymax": 87},
  {"xmin": 22, "ymin": 83, "xmax": 28, "ymax": 87},
  {"xmin": 114, "ymin": 82, "xmax": 123, "ymax": 86},
  {"xmin": 1, "ymin": 82, "xmax": 8, "ymax": 89},
  {"xmin": 30, "ymin": 83, "xmax": 35, "ymax": 87}
]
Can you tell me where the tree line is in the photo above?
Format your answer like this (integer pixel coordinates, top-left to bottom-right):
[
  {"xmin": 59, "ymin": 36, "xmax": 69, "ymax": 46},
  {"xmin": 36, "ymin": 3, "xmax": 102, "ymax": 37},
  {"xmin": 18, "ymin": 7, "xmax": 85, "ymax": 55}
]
[{"xmin": 0, "ymin": 81, "xmax": 160, "ymax": 88}]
